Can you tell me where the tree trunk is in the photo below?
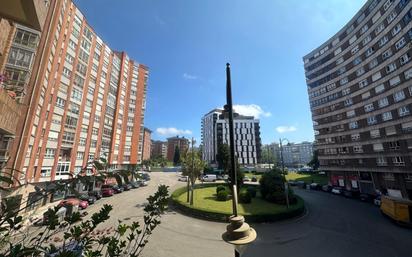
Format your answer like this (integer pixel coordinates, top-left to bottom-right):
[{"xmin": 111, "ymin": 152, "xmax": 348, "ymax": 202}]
[
  {"xmin": 190, "ymin": 181, "xmax": 194, "ymax": 205},
  {"xmin": 186, "ymin": 179, "xmax": 190, "ymax": 203}
]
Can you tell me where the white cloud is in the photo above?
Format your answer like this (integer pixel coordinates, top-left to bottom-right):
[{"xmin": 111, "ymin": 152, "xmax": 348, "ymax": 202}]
[
  {"xmin": 183, "ymin": 73, "xmax": 197, "ymax": 80},
  {"xmin": 233, "ymin": 104, "xmax": 271, "ymax": 119},
  {"xmin": 156, "ymin": 127, "xmax": 192, "ymax": 137},
  {"xmin": 276, "ymin": 126, "xmax": 297, "ymax": 133}
]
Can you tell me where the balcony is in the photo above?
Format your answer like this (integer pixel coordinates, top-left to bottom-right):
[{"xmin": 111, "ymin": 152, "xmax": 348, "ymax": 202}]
[{"xmin": 0, "ymin": 89, "xmax": 22, "ymax": 135}]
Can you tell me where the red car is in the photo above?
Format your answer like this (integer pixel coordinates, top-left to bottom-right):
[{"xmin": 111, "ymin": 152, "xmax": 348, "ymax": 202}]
[
  {"xmin": 101, "ymin": 185, "xmax": 114, "ymax": 197},
  {"xmin": 59, "ymin": 198, "xmax": 89, "ymax": 209}
]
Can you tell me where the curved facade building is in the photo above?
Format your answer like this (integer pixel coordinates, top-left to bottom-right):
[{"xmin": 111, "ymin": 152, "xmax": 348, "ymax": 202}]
[{"xmin": 304, "ymin": 0, "xmax": 412, "ymax": 199}]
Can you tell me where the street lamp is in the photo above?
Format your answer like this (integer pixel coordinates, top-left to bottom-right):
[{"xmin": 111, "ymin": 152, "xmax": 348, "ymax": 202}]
[
  {"xmin": 279, "ymin": 138, "xmax": 290, "ymax": 208},
  {"xmin": 222, "ymin": 63, "xmax": 256, "ymax": 257}
]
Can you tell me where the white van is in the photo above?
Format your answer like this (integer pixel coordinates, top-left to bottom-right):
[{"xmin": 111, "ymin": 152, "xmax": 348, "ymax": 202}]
[{"xmin": 202, "ymin": 174, "xmax": 217, "ymax": 182}]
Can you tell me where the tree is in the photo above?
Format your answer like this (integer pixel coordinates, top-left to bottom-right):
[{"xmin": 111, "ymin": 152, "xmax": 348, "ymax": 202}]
[
  {"xmin": 173, "ymin": 146, "xmax": 180, "ymax": 166},
  {"xmin": 308, "ymin": 150, "xmax": 320, "ymax": 170},
  {"xmin": 261, "ymin": 146, "xmax": 277, "ymax": 165},
  {"xmin": 216, "ymin": 143, "xmax": 230, "ymax": 173},
  {"xmin": 181, "ymin": 150, "xmax": 205, "ymax": 205}
]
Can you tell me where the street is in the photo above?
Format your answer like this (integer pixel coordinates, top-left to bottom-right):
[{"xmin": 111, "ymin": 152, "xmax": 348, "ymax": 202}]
[{"xmin": 56, "ymin": 172, "xmax": 412, "ymax": 257}]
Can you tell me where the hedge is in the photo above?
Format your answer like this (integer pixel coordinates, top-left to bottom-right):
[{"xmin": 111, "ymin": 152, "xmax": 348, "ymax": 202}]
[{"xmin": 171, "ymin": 184, "xmax": 305, "ymax": 223}]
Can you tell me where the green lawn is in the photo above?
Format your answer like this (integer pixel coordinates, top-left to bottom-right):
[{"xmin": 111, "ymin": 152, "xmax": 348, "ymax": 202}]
[
  {"xmin": 286, "ymin": 173, "xmax": 328, "ymax": 184},
  {"xmin": 175, "ymin": 186, "xmax": 301, "ymax": 216}
]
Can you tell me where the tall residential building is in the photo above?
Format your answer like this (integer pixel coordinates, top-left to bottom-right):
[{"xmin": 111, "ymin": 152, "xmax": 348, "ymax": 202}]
[
  {"xmin": 142, "ymin": 127, "xmax": 152, "ymax": 161},
  {"xmin": 201, "ymin": 108, "xmax": 262, "ymax": 165},
  {"xmin": 304, "ymin": 0, "xmax": 412, "ymax": 199},
  {"xmin": 151, "ymin": 140, "xmax": 167, "ymax": 159},
  {"xmin": 166, "ymin": 136, "xmax": 189, "ymax": 162},
  {"xmin": 3, "ymin": 0, "xmax": 149, "ymax": 209}
]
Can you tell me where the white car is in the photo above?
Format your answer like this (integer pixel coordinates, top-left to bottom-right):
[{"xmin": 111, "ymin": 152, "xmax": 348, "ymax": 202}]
[
  {"xmin": 243, "ymin": 176, "xmax": 251, "ymax": 182},
  {"xmin": 331, "ymin": 187, "xmax": 343, "ymax": 195},
  {"xmin": 374, "ymin": 195, "xmax": 381, "ymax": 206},
  {"xmin": 178, "ymin": 176, "xmax": 188, "ymax": 182},
  {"xmin": 202, "ymin": 174, "xmax": 217, "ymax": 182}
]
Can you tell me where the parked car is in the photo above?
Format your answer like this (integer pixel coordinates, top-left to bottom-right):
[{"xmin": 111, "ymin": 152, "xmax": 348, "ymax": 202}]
[
  {"xmin": 130, "ymin": 181, "xmax": 140, "ymax": 188},
  {"xmin": 359, "ymin": 193, "xmax": 373, "ymax": 202},
  {"xmin": 296, "ymin": 181, "xmax": 306, "ymax": 188},
  {"xmin": 310, "ymin": 183, "xmax": 321, "ymax": 190},
  {"xmin": 122, "ymin": 184, "xmax": 132, "ymax": 191},
  {"xmin": 243, "ymin": 176, "xmax": 251, "ymax": 182},
  {"xmin": 178, "ymin": 176, "xmax": 188, "ymax": 182},
  {"xmin": 141, "ymin": 180, "xmax": 148, "ymax": 186},
  {"xmin": 139, "ymin": 172, "xmax": 151, "ymax": 181},
  {"xmin": 374, "ymin": 195, "xmax": 382, "ymax": 206},
  {"xmin": 112, "ymin": 185, "xmax": 124, "ymax": 193},
  {"xmin": 322, "ymin": 185, "xmax": 332, "ymax": 192},
  {"xmin": 88, "ymin": 190, "xmax": 102, "ymax": 200},
  {"xmin": 251, "ymin": 176, "xmax": 258, "ymax": 182},
  {"xmin": 79, "ymin": 194, "xmax": 97, "ymax": 204},
  {"xmin": 288, "ymin": 180, "xmax": 298, "ymax": 186},
  {"xmin": 202, "ymin": 174, "xmax": 217, "ymax": 182},
  {"xmin": 59, "ymin": 198, "xmax": 88, "ymax": 209},
  {"xmin": 101, "ymin": 185, "xmax": 114, "ymax": 197},
  {"xmin": 331, "ymin": 187, "xmax": 343, "ymax": 195},
  {"xmin": 343, "ymin": 190, "xmax": 360, "ymax": 198}
]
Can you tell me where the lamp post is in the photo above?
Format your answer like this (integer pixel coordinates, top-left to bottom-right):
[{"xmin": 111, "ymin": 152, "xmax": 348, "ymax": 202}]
[
  {"xmin": 222, "ymin": 63, "xmax": 256, "ymax": 257},
  {"xmin": 279, "ymin": 138, "xmax": 290, "ymax": 209}
]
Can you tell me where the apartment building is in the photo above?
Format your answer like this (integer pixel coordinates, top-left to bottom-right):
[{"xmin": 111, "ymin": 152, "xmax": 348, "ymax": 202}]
[
  {"xmin": 279, "ymin": 142, "xmax": 313, "ymax": 167},
  {"xmin": 142, "ymin": 127, "xmax": 152, "ymax": 161},
  {"xmin": 151, "ymin": 140, "xmax": 167, "ymax": 159},
  {"xmin": 2, "ymin": 0, "xmax": 148, "ymax": 209},
  {"xmin": 201, "ymin": 108, "xmax": 262, "ymax": 165},
  {"xmin": 304, "ymin": 0, "xmax": 412, "ymax": 199},
  {"xmin": 166, "ymin": 136, "xmax": 189, "ymax": 162}
]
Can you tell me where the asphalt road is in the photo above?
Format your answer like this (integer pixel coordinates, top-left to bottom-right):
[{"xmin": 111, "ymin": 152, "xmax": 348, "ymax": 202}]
[{"xmin": 46, "ymin": 172, "xmax": 412, "ymax": 257}]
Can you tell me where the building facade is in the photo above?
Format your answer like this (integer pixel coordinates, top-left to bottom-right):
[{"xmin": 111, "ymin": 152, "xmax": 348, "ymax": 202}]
[
  {"xmin": 142, "ymin": 127, "xmax": 151, "ymax": 161},
  {"xmin": 166, "ymin": 136, "xmax": 189, "ymax": 162},
  {"xmin": 201, "ymin": 108, "xmax": 262, "ymax": 165},
  {"xmin": 304, "ymin": 0, "xmax": 412, "ymax": 199},
  {"xmin": 279, "ymin": 142, "xmax": 313, "ymax": 167},
  {"xmin": 2, "ymin": 0, "xmax": 149, "ymax": 209},
  {"xmin": 151, "ymin": 140, "xmax": 167, "ymax": 159}
]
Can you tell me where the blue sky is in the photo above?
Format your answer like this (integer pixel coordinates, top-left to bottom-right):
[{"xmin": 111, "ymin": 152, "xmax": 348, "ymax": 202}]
[{"xmin": 74, "ymin": 0, "xmax": 366, "ymax": 145}]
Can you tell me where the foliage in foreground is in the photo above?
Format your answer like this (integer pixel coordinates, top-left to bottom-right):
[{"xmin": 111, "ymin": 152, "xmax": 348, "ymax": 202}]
[{"xmin": 0, "ymin": 185, "xmax": 169, "ymax": 257}]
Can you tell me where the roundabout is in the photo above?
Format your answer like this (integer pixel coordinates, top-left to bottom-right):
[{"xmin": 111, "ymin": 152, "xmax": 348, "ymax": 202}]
[{"xmin": 171, "ymin": 183, "xmax": 305, "ymax": 223}]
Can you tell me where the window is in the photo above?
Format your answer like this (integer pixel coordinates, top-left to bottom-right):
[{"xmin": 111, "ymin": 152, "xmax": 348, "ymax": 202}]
[
  {"xmin": 340, "ymin": 77, "xmax": 348, "ymax": 85},
  {"xmin": 6, "ymin": 47, "xmax": 35, "ymax": 68},
  {"xmin": 383, "ymin": 0, "xmax": 394, "ymax": 10},
  {"xmin": 382, "ymin": 111, "xmax": 393, "ymax": 121},
  {"xmin": 387, "ymin": 11, "xmax": 397, "ymax": 23},
  {"xmin": 375, "ymin": 84, "xmax": 385, "ymax": 93},
  {"xmin": 367, "ymin": 116, "xmax": 377, "ymax": 125},
  {"xmin": 377, "ymin": 156, "xmax": 387, "ymax": 166},
  {"xmin": 362, "ymin": 35, "xmax": 371, "ymax": 46},
  {"xmin": 62, "ymin": 132, "xmax": 75, "ymax": 143},
  {"xmin": 369, "ymin": 59, "xmax": 378, "ymax": 69},
  {"xmin": 71, "ymin": 88, "xmax": 83, "ymax": 101},
  {"xmin": 351, "ymin": 133, "xmax": 360, "ymax": 141},
  {"xmin": 378, "ymin": 97, "xmax": 389, "ymax": 108},
  {"xmin": 56, "ymin": 162, "xmax": 70, "ymax": 176},
  {"xmin": 375, "ymin": 23, "xmax": 385, "ymax": 35},
  {"xmin": 40, "ymin": 168, "xmax": 51, "ymax": 177},
  {"xmin": 399, "ymin": 106, "xmax": 410, "ymax": 116},
  {"xmin": 373, "ymin": 143, "xmax": 384, "ymax": 152},
  {"xmin": 365, "ymin": 47, "xmax": 374, "ymax": 57},
  {"xmin": 389, "ymin": 141, "xmax": 401, "ymax": 150},
  {"xmin": 364, "ymin": 103, "xmax": 374, "ymax": 112},
  {"xmin": 395, "ymin": 37, "xmax": 406, "ymax": 50},
  {"xmin": 56, "ymin": 97, "xmax": 66, "ymax": 107},
  {"xmin": 344, "ymin": 98, "xmax": 353, "ymax": 106},
  {"xmin": 79, "ymin": 137, "xmax": 86, "ymax": 146},
  {"xmin": 359, "ymin": 79, "xmax": 368, "ymax": 88},
  {"xmin": 400, "ymin": 53, "xmax": 411, "ymax": 65},
  {"xmin": 347, "ymin": 110, "xmax": 355, "ymax": 117},
  {"xmin": 337, "ymin": 67, "xmax": 346, "ymax": 75},
  {"xmin": 44, "ymin": 148, "xmax": 56, "ymax": 158},
  {"xmin": 76, "ymin": 152, "xmax": 84, "ymax": 160},
  {"xmin": 349, "ymin": 121, "xmax": 358, "ymax": 129},
  {"xmin": 405, "ymin": 68, "xmax": 412, "ymax": 80},
  {"xmin": 351, "ymin": 45, "xmax": 359, "ymax": 55},
  {"xmin": 334, "ymin": 47, "xmax": 342, "ymax": 56},
  {"xmin": 13, "ymin": 28, "xmax": 39, "ymax": 48},
  {"xmin": 382, "ymin": 49, "xmax": 392, "ymax": 60},
  {"xmin": 361, "ymin": 25, "xmax": 368, "ymax": 34},
  {"xmin": 353, "ymin": 57, "xmax": 362, "ymax": 65},
  {"xmin": 353, "ymin": 145, "xmax": 363, "ymax": 153},
  {"xmin": 62, "ymin": 67, "xmax": 71, "ymax": 78},
  {"xmin": 356, "ymin": 67, "xmax": 365, "ymax": 76},
  {"xmin": 389, "ymin": 76, "xmax": 400, "ymax": 87},
  {"xmin": 392, "ymin": 24, "xmax": 401, "ymax": 36},
  {"xmin": 392, "ymin": 156, "xmax": 405, "ymax": 166},
  {"xmin": 68, "ymin": 40, "xmax": 77, "ymax": 50},
  {"xmin": 342, "ymin": 88, "xmax": 350, "ymax": 96},
  {"xmin": 386, "ymin": 63, "xmax": 397, "ymax": 73},
  {"xmin": 362, "ymin": 91, "xmax": 371, "ymax": 100},
  {"xmin": 370, "ymin": 129, "xmax": 380, "ymax": 138},
  {"xmin": 379, "ymin": 36, "xmax": 388, "ymax": 47},
  {"xmin": 394, "ymin": 90, "xmax": 406, "ymax": 102},
  {"xmin": 92, "ymin": 128, "xmax": 98, "ymax": 135},
  {"xmin": 65, "ymin": 53, "xmax": 74, "ymax": 64},
  {"xmin": 336, "ymin": 57, "xmax": 344, "ymax": 65}
]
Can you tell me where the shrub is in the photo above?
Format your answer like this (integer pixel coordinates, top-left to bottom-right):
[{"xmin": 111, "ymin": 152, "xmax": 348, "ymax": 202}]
[
  {"xmin": 259, "ymin": 170, "xmax": 285, "ymax": 200},
  {"xmin": 239, "ymin": 191, "xmax": 252, "ymax": 204},
  {"xmin": 246, "ymin": 187, "xmax": 257, "ymax": 198},
  {"xmin": 216, "ymin": 185, "xmax": 227, "ymax": 194},
  {"xmin": 216, "ymin": 190, "xmax": 229, "ymax": 201}
]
